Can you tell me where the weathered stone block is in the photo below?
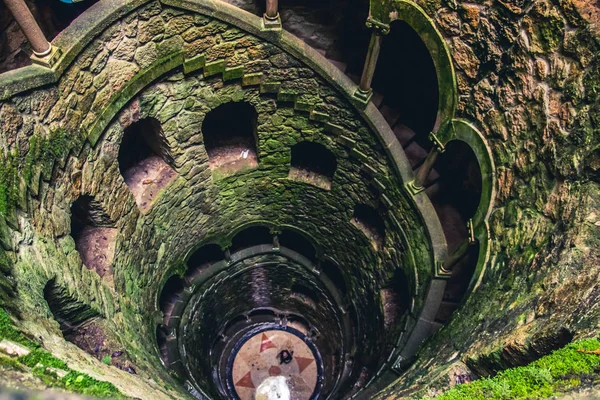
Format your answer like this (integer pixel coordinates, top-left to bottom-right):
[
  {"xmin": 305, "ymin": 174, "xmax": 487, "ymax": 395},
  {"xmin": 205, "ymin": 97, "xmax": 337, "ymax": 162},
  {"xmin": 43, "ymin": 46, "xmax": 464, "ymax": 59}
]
[
  {"xmin": 183, "ymin": 54, "xmax": 206, "ymax": 74},
  {"xmin": 223, "ymin": 66, "xmax": 244, "ymax": 81},
  {"xmin": 203, "ymin": 60, "xmax": 225, "ymax": 77},
  {"xmin": 241, "ymin": 72, "xmax": 264, "ymax": 86},
  {"xmin": 309, "ymin": 110, "xmax": 330, "ymax": 122},
  {"xmin": 260, "ymin": 82, "xmax": 281, "ymax": 94}
]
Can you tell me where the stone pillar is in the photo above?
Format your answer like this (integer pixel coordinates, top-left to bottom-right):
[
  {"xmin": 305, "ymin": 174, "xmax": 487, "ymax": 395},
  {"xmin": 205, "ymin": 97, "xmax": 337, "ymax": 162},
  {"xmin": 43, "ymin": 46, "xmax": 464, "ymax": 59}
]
[
  {"xmin": 407, "ymin": 132, "xmax": 445, "ymax": 195},
  {"xmin": 2, "ymin": 0, "xmax": 60, "ymax": 67},
  {"xmin": 354, "ymin": 18, "xmax": 390, "ymax": 104},
  {"xmin": 3, "ymin": 0, "xmax": 50, "ymax": 55},
  {"xmin": 414, "ymin": 148, "xmax": 441, "ymax": 188},
  {"xmin": 442, "ymin": 239, "xmax": 470, "ymax": 272},
  {"xmin": 263, "ymin": 0, "xmax": 281, "ymax": 29}
]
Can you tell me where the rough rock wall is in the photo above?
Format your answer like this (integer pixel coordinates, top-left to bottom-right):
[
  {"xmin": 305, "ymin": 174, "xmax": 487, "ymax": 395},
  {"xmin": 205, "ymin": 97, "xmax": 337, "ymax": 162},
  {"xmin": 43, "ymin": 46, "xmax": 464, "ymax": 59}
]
[{"xmin": 376, "ymin": 0, "xmax": 600, "ymax": 397}]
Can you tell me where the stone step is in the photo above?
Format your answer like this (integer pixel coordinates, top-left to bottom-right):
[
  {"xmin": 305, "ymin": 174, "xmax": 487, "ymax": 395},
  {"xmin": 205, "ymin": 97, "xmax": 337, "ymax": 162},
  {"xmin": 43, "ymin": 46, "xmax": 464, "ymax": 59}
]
[
  {"xmin": 393, "ymin": 124, "xmax": 415, "ymax": 147},
  {"xmin": 379, "ymin": 104, "xmax": 401, "ymax": 127},
  {"xmin": 403, "ymin": 141, "xmax": 429, "ymax": 168},
  {"xmin": 371, "ymin": 91, "xmax": 384, "ymax": 108}
]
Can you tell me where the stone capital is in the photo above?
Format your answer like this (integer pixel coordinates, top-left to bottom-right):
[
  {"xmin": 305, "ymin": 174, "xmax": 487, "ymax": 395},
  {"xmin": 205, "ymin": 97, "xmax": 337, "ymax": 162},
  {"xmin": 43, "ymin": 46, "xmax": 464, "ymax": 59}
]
[{"xmin": 365, "ymin": 17, "xmax": 390, "ymax": 35}]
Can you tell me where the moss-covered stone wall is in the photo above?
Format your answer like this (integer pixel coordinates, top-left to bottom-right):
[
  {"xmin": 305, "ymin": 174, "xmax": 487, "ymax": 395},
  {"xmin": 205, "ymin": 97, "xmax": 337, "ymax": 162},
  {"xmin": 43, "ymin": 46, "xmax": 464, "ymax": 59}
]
[
  {"xmin": 0, "ymin": 0, "xmax": 438, "ymax": 397},
  {"xmin": 375, "ymin": 0, "xmax": 600, "ymax": 396}
]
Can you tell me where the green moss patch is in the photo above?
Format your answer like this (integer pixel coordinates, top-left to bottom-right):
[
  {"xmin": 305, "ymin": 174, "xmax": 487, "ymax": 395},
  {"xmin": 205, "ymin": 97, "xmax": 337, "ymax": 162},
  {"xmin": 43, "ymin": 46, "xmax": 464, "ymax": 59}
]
[
  {"xmin": 0, "ymin": 308, "xmax": 125, "ymax": 398},
  {"xmin": 426, "ymin": 338, "xmax": 600, "ymax": 400}
]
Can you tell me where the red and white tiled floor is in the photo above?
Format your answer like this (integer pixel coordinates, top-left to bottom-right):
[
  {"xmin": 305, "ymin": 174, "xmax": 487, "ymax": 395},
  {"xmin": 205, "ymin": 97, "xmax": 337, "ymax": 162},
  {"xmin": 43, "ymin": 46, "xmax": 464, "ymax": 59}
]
[{"xmin": 231, "ymin": 330, "xmax": 319, "ymax": 400}]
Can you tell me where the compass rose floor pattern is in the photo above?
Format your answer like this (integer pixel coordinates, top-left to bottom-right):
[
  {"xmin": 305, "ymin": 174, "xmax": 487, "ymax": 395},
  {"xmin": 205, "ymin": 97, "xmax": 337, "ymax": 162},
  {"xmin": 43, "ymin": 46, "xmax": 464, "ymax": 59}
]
[{"xmin": 230, "ymin": 329, "xmax": 320, "ymax": 399}]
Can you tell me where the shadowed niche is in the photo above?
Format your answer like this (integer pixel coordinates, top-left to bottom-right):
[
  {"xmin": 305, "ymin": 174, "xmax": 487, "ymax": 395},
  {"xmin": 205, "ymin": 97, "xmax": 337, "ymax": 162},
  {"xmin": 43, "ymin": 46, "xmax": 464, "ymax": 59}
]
[
  {"xmin": 70, "ymin": 195, "xmax": 117, "ymax": 283},
  {"xmin": 118, "ymin": 117, "xmax": 177, "ymax": 213},
  {"xmin": 202, "ymin": 101, "xmax": 259, "ymax": 176},
  {"xmin": 289, "ymin": 141, "xmax": 337, "ymax": 190},
  {"xmin": 351, "ymin": 204, "xmax": 385, "ymax": 251}
]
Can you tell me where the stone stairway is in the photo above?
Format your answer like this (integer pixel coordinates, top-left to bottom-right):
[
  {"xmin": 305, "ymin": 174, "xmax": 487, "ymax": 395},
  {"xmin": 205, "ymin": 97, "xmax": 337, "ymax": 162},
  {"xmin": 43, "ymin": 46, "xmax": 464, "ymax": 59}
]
[{"xmin": 319, "ymin": 50, "xmax": 471, "ymax": 326}]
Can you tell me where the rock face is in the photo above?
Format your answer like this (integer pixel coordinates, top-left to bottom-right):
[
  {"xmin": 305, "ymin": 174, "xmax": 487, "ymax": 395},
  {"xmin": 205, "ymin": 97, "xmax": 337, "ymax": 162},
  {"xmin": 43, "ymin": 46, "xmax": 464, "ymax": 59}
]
[{"xmin": 374, "ymin": 0, "xmax": 600, "ymax": 396}]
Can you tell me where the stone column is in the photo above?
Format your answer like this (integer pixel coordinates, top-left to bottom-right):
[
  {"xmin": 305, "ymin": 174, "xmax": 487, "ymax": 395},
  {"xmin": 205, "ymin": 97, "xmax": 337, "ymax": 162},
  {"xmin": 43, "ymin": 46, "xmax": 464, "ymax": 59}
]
[
  {"xmin": 442, "ymin": 239, "xmax": 470, "ymax": 272},
  {"xmin": 3, "ymin": 0, "xmax": 51, "ymax": 56},
  {"xmin": 414, "ymin": 148, "xmax": 441, "ymax": 188},
  {"xmin": 354, "ymin": 18, "xmax": 390, "ymax": 104},
  {"xmin": 263, "ymin": 0, "xmax": 281, "ymax": 29},
  {"xmin": 265, "ymin": 0, "xmax": 278, "ymax": 19},
  {"xmin": 407, "ymin": 132, "xmax": 445, "ymax": 195}
]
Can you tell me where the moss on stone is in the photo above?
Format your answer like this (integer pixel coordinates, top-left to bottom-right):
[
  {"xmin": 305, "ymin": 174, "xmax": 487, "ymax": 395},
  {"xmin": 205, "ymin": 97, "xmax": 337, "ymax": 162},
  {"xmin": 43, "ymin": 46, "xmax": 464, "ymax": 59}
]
[
  {"xmin": 0, "ymin": 308, "xmax": 125, "ymax": 398},
  {"xmin": 423, "ymin": 337, "xmax": 600, "ymax": 400}
]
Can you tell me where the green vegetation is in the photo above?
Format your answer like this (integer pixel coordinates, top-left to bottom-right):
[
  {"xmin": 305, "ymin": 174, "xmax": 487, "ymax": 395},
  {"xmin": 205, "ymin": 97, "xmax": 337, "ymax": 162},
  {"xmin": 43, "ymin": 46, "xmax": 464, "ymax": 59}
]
[
  {"xmin": 102, "ymin": 355, "xmax": 112, "ymax": 365},
  {"xmin": 0, "ymin": 308, "xmax": 125, "ymax": 398},
  {"xmin": 426, "ymin": 337, "xmax": 600, "ymax": 400},
  {"xmin": 0, "ymin": 129, "xmax": 74, "ymax": 216},
  {"xmin": 0, "ymin": 307, "xmax": 37, "ymax": 349}
]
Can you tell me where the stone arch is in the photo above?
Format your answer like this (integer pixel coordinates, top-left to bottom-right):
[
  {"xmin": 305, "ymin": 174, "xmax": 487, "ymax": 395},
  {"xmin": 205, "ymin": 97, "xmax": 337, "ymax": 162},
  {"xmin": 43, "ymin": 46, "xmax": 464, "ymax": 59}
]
[
  {"xmin": 374, "ymin": 19, "xmax": 440, "ymax": 137},
  {"xmin": 444, "ymin": 119, "xmax": 496, "ymax": 295},
  {"xmin": 70, "ymin": 194, "xmax": 117, "ymax": 281},
  {"xmin": 201, "ymin": 101, "xmax": 259, "ymax": 176},
  {"xmin": 118, "ymin": 117, "xmax": 177, "ymax": 213},
  {"xmin": 44, "ymin": 277, "xmax": 100, "ymax": 334},
  {"xmin": 289, "ymin": 141, "xmax": 338, "ymax": 190},
  {"xmin": 368, "ymin": 0, "xmax": 458, "ymax": 129},
  {"xmin": 351, "ymin": 204, "xmax": 386, "ymax": 251}
]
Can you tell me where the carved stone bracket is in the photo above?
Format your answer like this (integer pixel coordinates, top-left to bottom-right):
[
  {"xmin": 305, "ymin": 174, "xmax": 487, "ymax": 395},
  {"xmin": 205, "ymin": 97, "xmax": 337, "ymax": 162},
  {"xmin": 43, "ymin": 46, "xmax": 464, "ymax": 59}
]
[
  {"xmin": 428, "ymin": 131, "xmax": 446, "ymax": 153},
  {"xmin": 365, "ymin": 17, "xmax": 391, "ymax": 35}
]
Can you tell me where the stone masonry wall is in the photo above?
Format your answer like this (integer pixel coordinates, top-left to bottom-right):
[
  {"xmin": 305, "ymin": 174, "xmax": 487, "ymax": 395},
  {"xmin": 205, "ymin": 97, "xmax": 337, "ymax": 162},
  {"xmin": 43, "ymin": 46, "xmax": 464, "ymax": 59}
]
[
  {"xmin": 0, "ymin": 1, "xmax": 435, "ymax": 397},
  {"xmin": 376, "ymin": 0, "xmax": 600, "ymax": 397}
]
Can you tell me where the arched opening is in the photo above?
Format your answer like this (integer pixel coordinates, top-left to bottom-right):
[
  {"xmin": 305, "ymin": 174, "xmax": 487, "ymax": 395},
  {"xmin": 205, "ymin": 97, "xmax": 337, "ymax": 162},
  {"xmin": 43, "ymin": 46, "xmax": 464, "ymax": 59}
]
[
  {"xmin": 351, "ymin": 204, "xmax": 385, "ymax": 251},
  {"xmin": 380, "ymin": 269, "xmax": 411, "ymax": 331},
  {"xmin": 346, "ymin": 19, "xmax": 440, "ymax": 170},
  {"xmin": 70, "ymin": 195, "xmax": 117, "ymax": 281},
  {"xmin": 159, "ymin": 275, "xmax": 186, "ymax": 324},
  {"xmin": 185, "ymin": 244, "xmax": 224, "ymax": 282},
  {"xmin": 372, "ymin": 21, "xmax": 438, "ymax": 139},
  {"xmin": 230, "ymin": 225, "xmax": 273, "ymax": 253},
  {"xmin": 201, "ymin": 101, "xmax": 258, "ymax": 176},
  {"xmin": 118, "ymin": 117, "xmax": 176, "ymax": 213},
  {"xmin": 289, "ymin": 141, "xmax": 337, "ymax": 190},
  {"xmin": 426, "ymin": 141, "xmax": 483, "ymax": 325},
  {"xmin": 426, "ymin": 141, "xmax": 482, "ymax": 253},
  {"xmin": 43, "ymin": 278, "xmax": 136, "ymax": 369},
  {"xmin": 290, "ymin": 284, "xmax": 319, "ymax": 309},
  {"xmin": 278, "ymin": 230, "xmax": 318, "ymax": 262},
  {"xmin": 44, "ymin": 278, "xmax": 99, "ymax": 335}
]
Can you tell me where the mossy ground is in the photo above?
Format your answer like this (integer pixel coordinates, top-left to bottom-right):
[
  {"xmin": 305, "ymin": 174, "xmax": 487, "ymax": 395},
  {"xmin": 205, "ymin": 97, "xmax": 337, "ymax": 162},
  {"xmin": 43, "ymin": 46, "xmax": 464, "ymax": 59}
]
[
  {"xmin": 0, "ymin": 308, "xmax": 125, "ymax": 398},
  {"xmin": 423, "ymin": 337, "xmax": 600, "ymax": 399}
]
